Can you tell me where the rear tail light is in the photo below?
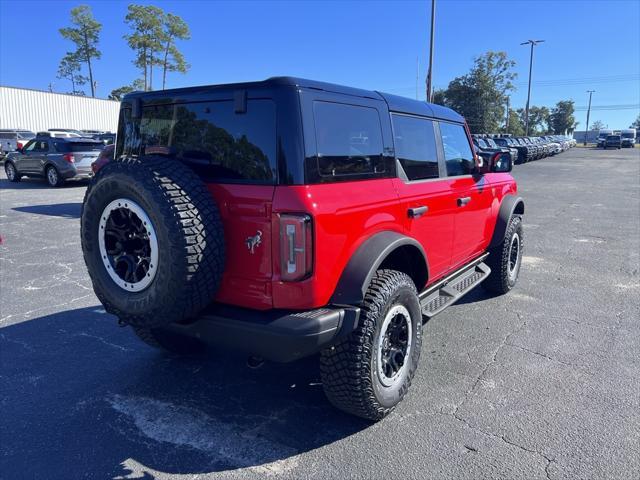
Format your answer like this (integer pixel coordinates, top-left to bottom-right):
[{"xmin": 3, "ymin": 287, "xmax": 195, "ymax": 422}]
[
  {"xmin": 63, "ymin": 153, "xmax": 75, "ymax": 163},
  {"xmin": 279, "ymin": 213, "xmax": 312, "ymax": 281},
  {"xmin": 16, "ymin": 142, "xmax": 23, "ymax": 150}
]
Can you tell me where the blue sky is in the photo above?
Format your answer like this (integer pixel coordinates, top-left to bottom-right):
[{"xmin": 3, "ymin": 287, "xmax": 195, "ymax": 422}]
[{"xmin": 1, "ymin": 0, "xmax": 638, "ymax": 129}]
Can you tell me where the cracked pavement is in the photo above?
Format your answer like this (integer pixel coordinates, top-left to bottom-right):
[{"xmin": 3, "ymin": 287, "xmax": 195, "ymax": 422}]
[{"xmin": 1, "ymin": 147, "xmax": 639, "ymax": 479}]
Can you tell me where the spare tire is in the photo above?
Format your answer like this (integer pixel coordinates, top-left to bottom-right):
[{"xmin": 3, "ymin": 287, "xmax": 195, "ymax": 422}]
[{"xmin": 81, "ymin": 156, "xmax": 224, "ymax": 328}]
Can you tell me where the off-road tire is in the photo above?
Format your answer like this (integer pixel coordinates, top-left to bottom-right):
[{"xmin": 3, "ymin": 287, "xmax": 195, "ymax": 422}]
[
  {"xmin": 4, "ymin": 161, "xmax": 20, "ymax": 182},
  {"xmin": 484, "ymin": 215, "xmax": 523, "ymax": 294},
  {"xmin": 81, "ymin": 156, "xmax": 225, "ymax": 328},
  {"xmin": 132, "ymin": 326, "xmax": 206, "ymax": 355},
  {"xmin": 320, "ymin": 269, "xmax": 422, "ymax": 421}
]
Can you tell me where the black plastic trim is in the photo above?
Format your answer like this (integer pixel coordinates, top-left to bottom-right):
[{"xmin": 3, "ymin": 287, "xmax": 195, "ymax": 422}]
[
  {"xmin": 163, "ymin": 303, "xmax": 360, "ymax": 363},
  {"xmin": 489, "ymin": 195, "xmax": 525, "ymax": 249},
  {"xmin": 330, "ymin": 231, "xmax": 428, "ymax": 305}
]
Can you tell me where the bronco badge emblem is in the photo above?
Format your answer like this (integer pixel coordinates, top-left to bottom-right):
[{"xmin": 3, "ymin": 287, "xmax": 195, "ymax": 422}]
[{"xmin": 246, "ymin": 230, "xmax": 262, "ymax": 254}]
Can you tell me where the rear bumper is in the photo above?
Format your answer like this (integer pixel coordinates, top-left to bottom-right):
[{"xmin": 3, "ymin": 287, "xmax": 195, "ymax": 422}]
[{"xmin": 164, "ymin": 303, "xmax": 361, "ymax": 362}]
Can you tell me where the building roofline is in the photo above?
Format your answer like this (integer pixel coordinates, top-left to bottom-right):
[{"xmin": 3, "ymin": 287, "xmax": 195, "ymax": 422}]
[{"xmin": 0, "ymin": 85, "xmax": 119, "ymax": 103}]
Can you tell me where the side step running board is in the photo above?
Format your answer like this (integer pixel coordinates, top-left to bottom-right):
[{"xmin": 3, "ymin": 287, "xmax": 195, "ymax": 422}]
[{"xmin": 419, "ymin": 254, "xmax": 491, "ymax": 319}]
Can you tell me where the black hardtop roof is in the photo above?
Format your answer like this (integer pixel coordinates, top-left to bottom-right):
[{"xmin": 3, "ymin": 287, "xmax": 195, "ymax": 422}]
[{"xmin": 123, "ymin": 76, "xmax": 465, "ymax": 124}]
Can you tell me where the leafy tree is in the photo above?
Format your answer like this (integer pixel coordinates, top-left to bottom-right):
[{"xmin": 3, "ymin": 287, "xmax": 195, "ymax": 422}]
[
  {"xmin": 432, "ymin": 51, "xmax": 516, "ymax": 133},
  {"xmin": 108, "ymin": 79, "xmax": 145, "ymax": 101},
  {"xmin": 549, "ymin": 100, "xmax": 577, "ymax": 134},
  {"xmin": 160, "ymin": 13, "xmax": 190, "ymax": 89},
  {"xmin": 57, "ymin": 53, "xmax": 88, "ymax": 95},
  {"xmin": 59, "ymin": 5, "xmax": 101, "ymax": 97},
  {"xmin": 517, "ymin": 106, "xmax": 550, "ymax": 135},
  {"xmin": 125, "ymin": 5, "xmax": 165, "ymax": 91},
  {"xmin": 505, "ymin": 108, "xmax": 525, "ymax": 136},
  {"xmin": 630, "ymin": 115, "xmax": 640, "ymax": 129},
  {"xmin": 590, "ymin": 120, "xmax": 605, "ymax": 131}
]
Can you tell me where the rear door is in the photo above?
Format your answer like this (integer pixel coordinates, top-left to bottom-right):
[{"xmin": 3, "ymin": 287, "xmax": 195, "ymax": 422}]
[
  {"xmin": 390, "ymin": 114, "xmax": 456, "ymax": 282},
  {"xmin": 438, "ymin": 121, "xmax": 495, "ymax": 267}
]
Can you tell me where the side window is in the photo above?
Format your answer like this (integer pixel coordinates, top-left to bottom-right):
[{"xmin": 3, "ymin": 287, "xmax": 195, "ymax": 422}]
[
  {"xmin": 391, "ymin": 114, "xmax": 439, "ymax": 181},
  {"xmin": 35, "ymin": 140, "xmax": 49, "ymax": 152},
  {"xmin": 439, "ymin": 122, "xmax": 475, "ymax": 176},
  {"xmin": 313, "ymin": 101, "xmax": 384, "ymax": 177},
  {"xmin": 23, "ymin": 140, "xmax": 37, "ymax": 151}
]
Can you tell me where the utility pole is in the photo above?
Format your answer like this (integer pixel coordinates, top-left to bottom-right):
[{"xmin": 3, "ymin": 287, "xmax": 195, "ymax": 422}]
[
  {"xmin": 584, "ymin": 90, "xmax": 595, "ymax": 146},
  {"xmin": 505, "ymin": 96, "xmax": 510, "ymax": 132},
  {"xmin": 425, "ymin": 0, "xmax": 436, "ymax": 102},
  {"xmin": 521, "ymin": 39, "xmax": 545, "ymax": 136}
]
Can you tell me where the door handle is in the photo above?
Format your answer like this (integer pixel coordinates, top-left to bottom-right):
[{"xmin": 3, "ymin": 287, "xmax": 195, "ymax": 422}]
[
  {"xmin": 408, "ymin": 206, "xmax": 428, "ymax": 218},
  {"xmin": 457, "ymin": 197, "xmax": 471, "ymax": 207}
]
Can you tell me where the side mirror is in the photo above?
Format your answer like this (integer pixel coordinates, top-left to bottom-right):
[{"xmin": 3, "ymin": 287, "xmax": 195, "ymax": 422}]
[{"xmin": 491, "ymin": 152, "xmax": 513, "ymax": 172}]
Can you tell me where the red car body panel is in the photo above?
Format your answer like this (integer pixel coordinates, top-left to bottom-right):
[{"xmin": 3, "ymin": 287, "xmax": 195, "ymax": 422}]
[{"xmin": 204, "ymin": 171, "xmax": 516, "ymax": 312}]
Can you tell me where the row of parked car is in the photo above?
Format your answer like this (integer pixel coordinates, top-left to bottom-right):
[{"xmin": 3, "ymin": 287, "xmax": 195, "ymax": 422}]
[
  {"xmin": 0, "ymin": 128, "xmax": 115, "ymax": 159},
  {"xmin": 473, "ymin": 134, "xmax": 576, "ymax": 166}
]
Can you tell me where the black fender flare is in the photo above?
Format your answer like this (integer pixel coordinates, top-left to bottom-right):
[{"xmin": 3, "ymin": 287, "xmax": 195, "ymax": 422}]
[
  {"xmin": 489, "ymin": 195, "xmax": 525, "ymax": 249},
  {"xmin": 330, "ymin": 231, "xmax": 429, "ymax": 305}
]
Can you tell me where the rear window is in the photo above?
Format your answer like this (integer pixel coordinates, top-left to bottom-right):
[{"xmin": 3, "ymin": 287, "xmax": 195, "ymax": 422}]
[
  {"xmin": 119, "ymin": 99, "xmax": 276, "ymax": 184},
  {"xmin": 54, "ymin": 141, "xmax": 103, "ymax": 152},
  {"xmin": 312, "ymin": 101, "xmax": 385, "ymax": 178}
]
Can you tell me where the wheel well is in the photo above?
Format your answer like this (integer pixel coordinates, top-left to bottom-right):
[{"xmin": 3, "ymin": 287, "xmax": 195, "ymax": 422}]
[
  {"xmin": 514, "ymin": 201, "xmax": 525, "ymax": 215},
  {"xmin": 378, "ymin": 245, "xmax": 428, "ymax": 291}
]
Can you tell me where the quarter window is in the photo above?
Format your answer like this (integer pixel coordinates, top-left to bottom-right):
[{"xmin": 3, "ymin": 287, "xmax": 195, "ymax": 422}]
[
  {"xmin": 439, "ymin": 122, "xmax": 475, "ymax": 176},
  {"xmin": 313, "ymin": 101, "xmax": 384, "ymax": 177},
  {"xmin": 391, "ymin": 114, "xmax": 439, "ymax": 180}
]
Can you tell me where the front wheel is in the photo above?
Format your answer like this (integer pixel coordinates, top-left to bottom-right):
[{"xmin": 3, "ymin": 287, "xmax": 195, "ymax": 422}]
[
  {"xmin": 484, "ymin": 215, "xmax": 524, "ymax": 294},
  {"xmin": 5, "ymin": 161, "xmax": 20, "ymax": 182},
  {"xmin": 320, "ymin": 270, "xmax": 422, "ymax": 421}
]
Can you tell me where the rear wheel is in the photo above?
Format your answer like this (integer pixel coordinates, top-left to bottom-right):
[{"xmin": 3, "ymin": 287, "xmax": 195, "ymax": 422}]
[
  {"xmin": 46, "ymin": 165, "xmax": 63, "ymax": 187},
  {"xmin": 4, "ymin": 161, "xmax": 20, "ymax": 182},
  {"xmin": 320, "ymin": 270, "xmax": 422, "ymax": 420},
  {"xmin": 484, "ymin": 215, "xmax": 523, "ymax": 294}
]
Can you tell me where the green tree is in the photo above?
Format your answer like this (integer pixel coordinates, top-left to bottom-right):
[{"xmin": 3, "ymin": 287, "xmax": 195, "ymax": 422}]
[
  {"xmin": 59, "ymin": 5, "xmax": 101, "ymax": 97},
  {"xmin": 160, "ymin": 13, "xmax": 190, "ymax": 89},
  {"xmin": 590, "ymin": 120, "xmax": 605, "ymax": 131},
  {"xmin": 56, "ymin": 53, "xmax": 88, "ymax": 95},
  {"xmin": 549, "ymin": 100, "xmax": 577, "ymax": 134},
  {"xmin": 505, "ymin": 108, "xmax": 525, "ymax": 136},
  {"xmin": 432, "ymin": 51, "xmax": 516, "ymax": 133},
  {"xmin": 630, "ymin": 115, "xmax": 640, "ymax": 129},
  {"xmin": 124, "ymin": 5, "xmax": 165, "ymax": 91},
  {"xmin": 108, "ymin": 79, "xmax": 145, "ymax": 101},
  {"xmin": 518, "ymin": 106, "xmax": 550, "ymax": 135}
]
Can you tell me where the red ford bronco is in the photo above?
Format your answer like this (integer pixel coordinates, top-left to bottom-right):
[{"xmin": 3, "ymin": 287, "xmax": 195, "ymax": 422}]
[{"xmin": 81, "ymin": 77, "xmax": 524, "ymax": 420}]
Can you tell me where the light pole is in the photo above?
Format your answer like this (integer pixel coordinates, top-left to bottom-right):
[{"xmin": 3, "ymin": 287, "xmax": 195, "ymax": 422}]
[
  {"xmin": 584, "ymin": 90, "xmax": 595, "ymax": 146},
  {"xmin": 426, "ymin": 0, "xmax": 436, "ymax": 102},
  {"xmin": 521, "ymin": 39, "xmax": 545, "ymax": 135}
]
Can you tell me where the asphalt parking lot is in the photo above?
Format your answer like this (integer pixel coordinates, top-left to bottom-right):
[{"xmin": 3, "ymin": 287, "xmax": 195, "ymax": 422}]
[{"xmin": 1, "ymin": 147, "xmax": 639, "ymax": 479}]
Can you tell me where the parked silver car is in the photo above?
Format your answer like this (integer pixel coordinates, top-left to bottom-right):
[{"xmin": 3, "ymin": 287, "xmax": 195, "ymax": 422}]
[{"xmin": 4, "ymin": 135, "xmax": 104, "ymax": 187}]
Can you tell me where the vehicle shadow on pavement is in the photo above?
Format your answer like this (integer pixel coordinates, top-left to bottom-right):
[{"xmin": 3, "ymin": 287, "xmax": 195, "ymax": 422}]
[
  {"xmin": 0, "ymin": 178, "xmax": 88, "ymax": 190},
  {"xmin": 0, "ymin": 306, "xmax": 368, "ymax": 479},
  {"xmin": 13, "ymin": 203, "xmax": 82, "ymax": 218}
]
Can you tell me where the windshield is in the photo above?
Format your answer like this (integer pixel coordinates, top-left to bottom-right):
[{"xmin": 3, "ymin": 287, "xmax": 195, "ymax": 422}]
[
  {"xmin": 17, "ymin": 132, "xmax": 35, "ymax": 140},
  {"xmin": 486, "ymin": 139, "xmax": 498, "ymax": 148},
  {"xmin": 622, "ymin": 133, "xmax": 635, "ymax": 138},
  {"xmin": 607, "ymin": 136, "xmax": 621, "ymax": 140}
]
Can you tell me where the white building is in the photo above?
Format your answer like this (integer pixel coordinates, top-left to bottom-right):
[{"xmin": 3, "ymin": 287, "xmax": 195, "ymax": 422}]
[{"xmin": 0, "ymin": 86, "xmax": 119, "ymax": 133}]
